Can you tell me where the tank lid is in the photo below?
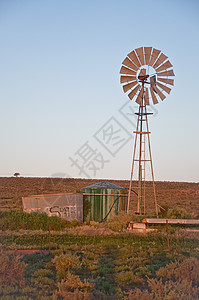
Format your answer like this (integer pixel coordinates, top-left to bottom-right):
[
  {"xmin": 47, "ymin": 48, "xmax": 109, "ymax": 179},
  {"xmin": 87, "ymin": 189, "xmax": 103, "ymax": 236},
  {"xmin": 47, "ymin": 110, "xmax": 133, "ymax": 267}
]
[{"xmin": 82, "ymin": 181, "xmax": 126, "ymax": 190}]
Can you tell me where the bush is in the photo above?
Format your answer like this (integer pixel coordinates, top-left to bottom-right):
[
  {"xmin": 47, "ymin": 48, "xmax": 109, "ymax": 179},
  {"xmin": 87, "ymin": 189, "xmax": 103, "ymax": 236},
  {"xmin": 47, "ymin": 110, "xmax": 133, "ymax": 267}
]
[
  {"xmin": 53, "ymin": 253, "xmax": 82, "ymax": 281},
  {"xmin": 53, "ymin": 273, "xmax": 94, "ymax": 300},
  {"xmin": 0, "ymin": 251, "xmax": 26, "ymax": 287},
  {"xmin": 156, "ymin": 257, "xmax": 199, "ymax": 285},
  {"xmin": 167, "ymin": 208, "xmax": 191, "ymax": 219},
  {"xmin": 0, "ymin": 210, "xmax": 81, "ymax": 231},
  {"xmin": 30, "ymin": 268, "xmax": 56, "ymax": 297},
  {"xmin": 124, "ymin": 258, "xmax": 199, "ymax": 300},
  {"xmin": 125, "ymin": 278, "xmax": 199, "ymax": 300},
  {"xmin": 116, "ymin": 271, "xmax": 135, "ymax": 285},
  {"xmin": 106, "ymin": 211, "xmax": 135, "ymax": 232}
]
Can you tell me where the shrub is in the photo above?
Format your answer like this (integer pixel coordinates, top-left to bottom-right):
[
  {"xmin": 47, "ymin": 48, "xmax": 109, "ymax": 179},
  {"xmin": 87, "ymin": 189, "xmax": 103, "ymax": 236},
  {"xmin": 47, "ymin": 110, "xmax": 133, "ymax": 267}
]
[
  {"xmin": 124, "ymin": 258, "xmax": 199, "ymax": 300},
  {"xmin": 30, "ymin": 268, "xmax": 56, "ymax": 297},
  {"xmin": 0, "ymin": 210, "xmax": 82, "ymax": 231},
  {"xmin": 125, "ymin": 278, "xmax": 199, "ymax": 299},
  {"xmin": 158, "ymin": 205, "xmax": 170, "ymax": 218},
  {"xmin": 0, "ymin": 251, "xmax": 26, "ymax": 287},
  {"xmin": 53, "ymin": 273, "xmax": 94, "ymax": 300},
  {"xmin": 134, "ymin": 266, "xmax": 152, "ymax": 278},
  {"xmin": 53, "ymin": 253, "xmax": 82, "ymax": 281},
  {"xmin": 124, "ymin": 288, "xmax": 152, "ymax": 300},
  {"xmin": 106, "ymin": 211, "xmax": 135, "ymax": 232},
  {"xmin": 167, "ymin": 208, "xmax": 191, "ymax": 219},
  {"xmin": 156, "ymin": 257, "xmax": 199, "ymax": 285},
  {"xmin": 116, "ymin": 271, "xmax": 135, "ymax": 286},
  {"xmin": 148, "ymin": 277, "xmax": 199, "ymax": 299}
]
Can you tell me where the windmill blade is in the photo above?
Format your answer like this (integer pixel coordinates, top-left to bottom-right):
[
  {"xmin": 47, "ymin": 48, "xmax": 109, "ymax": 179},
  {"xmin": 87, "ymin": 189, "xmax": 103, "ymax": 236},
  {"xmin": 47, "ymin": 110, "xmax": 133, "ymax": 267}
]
[
  {"xmin": 157, "ymin": 69, "xmax": 175, "ymax": 77},
  {"xmin": 128, "ymin": 50, "xmax": 141, "ymax": 68},
  {"xmin": 153, "ymin": 53, "xmax": 168, "ymax": 69},
  {"xmin": 123, "ymin": 81, "xmax": 138, "ymax": 93},
  {"xmin": 155, "ymin": 60, "xmax": 173, "ymax": 73},
  {"xmin": 144, "ymin": 47, "xmax": 152, "ymax": 65},
  {"xmin": 155, "ymin": 85, "xmax": 166, "ymax": 101},
  {"xmin": 144, "ymin": 88, "xmax": 149, "ymax": 105},
  {"xmin": 120, "ymin": 75, "xmax": 137, "ymax": 83},
  {"xmin": 135, "ymin": 47, "xmax": 145, "ymax": 65},
  {"xmin": 157, "ymin": 77, "xmax": 174, "ymax": 86},
  {"xmin": 135, "ymin": 86, "xmax": 144, "ymax": 104},
  {"xmin": 120, "ymin": 66, "xmax": 137, "ymax": 76},
  {"xmin": 156, "ymin": 81, "xmax": 171, "ymax": 94},
  {"xmin": 149, "ymin": 48, "xmax": 161, "ymax": 66},
  {"xmin": 128, "ymin": 84, "xmax": 140, "ymax": 100},
  {"xmin": 150, "ymin": 87, "xmax": 158, "ymax": 104},
  {"xmin": 122, "ymin": 57, "xmax": 138, "ymax": 71}
]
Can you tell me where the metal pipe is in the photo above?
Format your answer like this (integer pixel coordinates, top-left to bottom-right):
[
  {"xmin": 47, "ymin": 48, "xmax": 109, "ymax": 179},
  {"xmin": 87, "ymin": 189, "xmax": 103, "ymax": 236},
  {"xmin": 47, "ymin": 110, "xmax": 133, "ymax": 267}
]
[
  {"xmin": 143, "ymin": 218, "xmax": 199, "ymax": 225},
  {"xmin": 82, "ymin": 193, "xmax": 127, "ymax": 196}
]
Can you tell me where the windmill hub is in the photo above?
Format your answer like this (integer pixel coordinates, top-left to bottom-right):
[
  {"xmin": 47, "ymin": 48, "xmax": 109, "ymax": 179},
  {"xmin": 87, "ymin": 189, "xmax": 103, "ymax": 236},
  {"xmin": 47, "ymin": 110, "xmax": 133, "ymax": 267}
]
[
  {"xmin": 138, "ymin": 65, "xmax": 156, "ymax": 74},
  {"xmin": 138, "ymin": 72, "xmax": 149, "ymax": 81}
]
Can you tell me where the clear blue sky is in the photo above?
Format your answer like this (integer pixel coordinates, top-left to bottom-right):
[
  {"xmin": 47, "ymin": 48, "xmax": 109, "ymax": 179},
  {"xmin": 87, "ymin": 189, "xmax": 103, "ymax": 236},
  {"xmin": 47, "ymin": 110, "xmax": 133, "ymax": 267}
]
[{"xmin": 0, "ymin": 0, "xmax": 198, "ymax": 182}]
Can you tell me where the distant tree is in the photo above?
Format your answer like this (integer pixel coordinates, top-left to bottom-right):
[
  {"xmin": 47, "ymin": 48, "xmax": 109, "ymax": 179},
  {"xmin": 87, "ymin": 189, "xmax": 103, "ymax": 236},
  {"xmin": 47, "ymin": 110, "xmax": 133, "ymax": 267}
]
[{"xmin": 14, "ymin": 172, "xmax": 20, "ymax": 177}]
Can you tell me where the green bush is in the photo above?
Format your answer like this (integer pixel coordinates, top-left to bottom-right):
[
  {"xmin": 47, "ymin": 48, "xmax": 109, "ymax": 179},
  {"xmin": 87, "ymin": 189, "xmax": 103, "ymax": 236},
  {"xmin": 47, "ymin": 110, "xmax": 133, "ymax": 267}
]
[
  {"xmin": 167, "ymin": 208, "xmax": 191, "ymax": 219},
  {"xmin": 158, "ymin": 206, "xmax": 192, "ymax": 219},
  {"xmin": 30, "ymin": 268, "xmax": 56, "ymax": 297},
  {"xmin": 0, "ymin": 210, "xmax": 81, "ymax": 231},
  {"xmin": 53, "ymin": 253, "xmax": 82, "ymax": 281}
]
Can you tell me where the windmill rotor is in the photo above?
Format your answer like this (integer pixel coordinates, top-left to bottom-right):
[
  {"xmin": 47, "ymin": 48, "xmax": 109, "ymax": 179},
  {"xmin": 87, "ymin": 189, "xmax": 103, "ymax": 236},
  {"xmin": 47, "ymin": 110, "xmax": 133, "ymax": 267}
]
[{"xmin": 120, "ymin": 46, "xmax": 175, "ymax": 105}]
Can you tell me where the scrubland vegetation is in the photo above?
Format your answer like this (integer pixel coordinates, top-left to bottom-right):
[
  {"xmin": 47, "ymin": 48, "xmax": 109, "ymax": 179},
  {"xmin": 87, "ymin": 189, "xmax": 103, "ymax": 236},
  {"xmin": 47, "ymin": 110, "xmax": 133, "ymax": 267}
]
[
  {"xmin": 0, "ymin": 210, "xmax": 199, "ymax": 299},
  {"xmin": 0, "ymin": 177, "xmax": 199, "ymax": 299},
  {"xmin": 1, "ymin": 232, "xmax": 199, "ymax": 299}
]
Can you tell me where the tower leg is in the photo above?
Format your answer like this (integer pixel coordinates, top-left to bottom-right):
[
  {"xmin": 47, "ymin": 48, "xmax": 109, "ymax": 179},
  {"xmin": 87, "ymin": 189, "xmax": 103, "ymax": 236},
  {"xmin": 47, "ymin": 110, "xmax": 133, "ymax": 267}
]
[
  {"xmin": 127, "ymin": 95, "xmax": 158, "ymax": 217},
  {"xmin": 145, "ymin": 106, "xmax": 158, "ymax": 217},
  {"xmin": 127, "ymin": 106, "xmax": 140, "ymax": 214}
]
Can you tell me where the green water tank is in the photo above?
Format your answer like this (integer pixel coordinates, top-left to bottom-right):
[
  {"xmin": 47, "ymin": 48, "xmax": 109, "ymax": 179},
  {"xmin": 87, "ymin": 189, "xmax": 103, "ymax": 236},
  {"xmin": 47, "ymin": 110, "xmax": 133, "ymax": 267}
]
[{"xmin": 82, "ymin": 181, "xmax": 127, "ymax": 222}]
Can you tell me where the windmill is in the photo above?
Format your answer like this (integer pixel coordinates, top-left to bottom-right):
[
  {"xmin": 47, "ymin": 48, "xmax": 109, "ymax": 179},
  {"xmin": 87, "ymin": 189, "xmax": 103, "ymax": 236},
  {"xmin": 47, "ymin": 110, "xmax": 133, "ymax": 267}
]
[{"xmin": 120, "ymin": 47, "xmax": 175, "ymax": 217}]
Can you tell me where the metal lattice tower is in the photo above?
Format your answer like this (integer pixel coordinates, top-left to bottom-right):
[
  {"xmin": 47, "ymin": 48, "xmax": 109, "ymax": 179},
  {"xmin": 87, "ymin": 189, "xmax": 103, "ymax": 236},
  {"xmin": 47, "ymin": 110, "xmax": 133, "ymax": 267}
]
[
  {"xmin": 120, "ymin": 46, "xmax": 175, "ymax": 216},
  {"xmin": 127, "ymin": 83, "xmax": 158, "ymax": 216}
]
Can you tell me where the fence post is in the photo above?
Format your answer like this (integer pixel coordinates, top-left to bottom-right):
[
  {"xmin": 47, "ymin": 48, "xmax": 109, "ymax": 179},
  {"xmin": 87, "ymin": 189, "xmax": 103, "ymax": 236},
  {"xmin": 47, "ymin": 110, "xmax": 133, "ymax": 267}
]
[
  {"xmin": 166, "ymin": 219, "xmax": 169, "ymax": 250},
  {"xmin": 48, "ymin": 223, "xmax": 51, "ymax": 254}
]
